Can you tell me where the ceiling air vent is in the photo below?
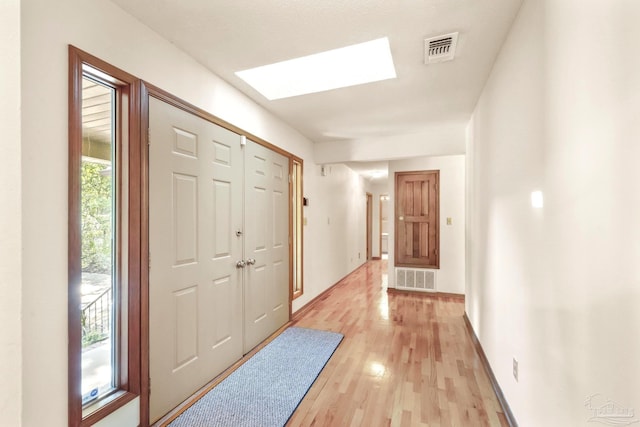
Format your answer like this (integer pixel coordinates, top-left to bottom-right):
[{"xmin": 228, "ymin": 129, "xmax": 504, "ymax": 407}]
[{"xmin": 424, "ymin": 32, "xmax": 459, "ymax": 64}]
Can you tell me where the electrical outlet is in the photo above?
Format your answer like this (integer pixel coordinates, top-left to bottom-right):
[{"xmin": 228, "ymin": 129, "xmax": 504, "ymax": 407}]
[{"xmin": 513, "ymin": 357, "xmax": 519, "ymax": 382}]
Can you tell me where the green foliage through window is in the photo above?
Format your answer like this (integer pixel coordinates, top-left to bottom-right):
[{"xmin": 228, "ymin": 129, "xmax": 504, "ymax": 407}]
[{"xmin": 81, "ymin": 160, "xmax": 113, "ymax": 274}]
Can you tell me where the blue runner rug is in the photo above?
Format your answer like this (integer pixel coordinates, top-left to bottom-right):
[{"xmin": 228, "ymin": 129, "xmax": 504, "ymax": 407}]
[{"xmin": 169, "ymin": 327, "xmax": 344, "ymax": 427}]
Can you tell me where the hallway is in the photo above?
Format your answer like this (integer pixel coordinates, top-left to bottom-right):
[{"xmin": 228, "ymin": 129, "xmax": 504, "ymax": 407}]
[{"xmin": 290, "ymin": 260, "xmax": 508, "ymax": 426}]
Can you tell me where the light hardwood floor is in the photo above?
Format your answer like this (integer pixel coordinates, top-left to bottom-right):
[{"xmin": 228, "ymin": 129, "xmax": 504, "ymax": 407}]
[{"xmin": 288, "ymin": 259, "xmax": 509, "ymax": 427}]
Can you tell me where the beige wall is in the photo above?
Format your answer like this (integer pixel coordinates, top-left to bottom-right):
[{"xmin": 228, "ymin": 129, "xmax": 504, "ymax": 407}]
[
  {"xmin": 467, "ymin": 0, "xmax": 640, "ymax": 424},
  {"xmin": 0, "ymin": 0, "xmax": 22, "ymax": 425},
  {"xmin": 293, "ymin": 164, "xmax": 368, "ymax": 312}
]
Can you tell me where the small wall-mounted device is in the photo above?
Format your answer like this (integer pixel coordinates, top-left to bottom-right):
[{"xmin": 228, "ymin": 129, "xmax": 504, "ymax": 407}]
[{"xmin": 303, "ymin": 197, "xmax": 309, "ymax": 206}]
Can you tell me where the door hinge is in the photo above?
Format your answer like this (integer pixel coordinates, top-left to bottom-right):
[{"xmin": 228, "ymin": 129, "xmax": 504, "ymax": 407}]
[{"xmin": 147, "ymin": 128, "xmax": 150, "ymax": 145}]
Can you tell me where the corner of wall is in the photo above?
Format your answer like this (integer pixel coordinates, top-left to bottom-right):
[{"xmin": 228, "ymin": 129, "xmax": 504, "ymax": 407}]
[{"xmin": 464, "ymin": 116, "xmax": 475, "ymax": 318}]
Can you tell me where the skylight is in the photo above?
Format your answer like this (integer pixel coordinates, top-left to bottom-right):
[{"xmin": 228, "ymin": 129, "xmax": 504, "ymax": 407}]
[{"xmin": 235, "ymin": 37, "xmax": 397, "ymax": 100}]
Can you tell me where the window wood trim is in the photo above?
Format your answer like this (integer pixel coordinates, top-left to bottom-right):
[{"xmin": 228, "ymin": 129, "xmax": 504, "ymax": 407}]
[{"xmin": 68, "ymin": 45, "xmax": 142, "ymax": 427}]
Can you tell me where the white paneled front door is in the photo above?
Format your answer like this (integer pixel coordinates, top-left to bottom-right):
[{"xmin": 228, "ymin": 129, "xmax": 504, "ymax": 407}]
[
  {"xmin": 148, "ymin": 97, "xmax": 290, "ymax": 421},
  {"xmin": 148, "ymin": 97, "xmax": 244, "ymax": 422},
  {"xmin": 243, "ymin": 141, "xmax": 290, "ymax": 353}
]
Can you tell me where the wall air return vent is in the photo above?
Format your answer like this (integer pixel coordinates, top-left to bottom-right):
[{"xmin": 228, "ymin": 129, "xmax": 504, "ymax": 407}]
[
  {"xmin": 395, "ymin": 268, "xmax": 436, "ymax": 293},
  {"xmin": 424, "ymin": 32, "xmax": 459, "ymax": 64}
]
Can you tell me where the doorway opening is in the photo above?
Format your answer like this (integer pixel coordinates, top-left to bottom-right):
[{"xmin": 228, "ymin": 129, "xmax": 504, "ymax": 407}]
[
  {"xmin": 380, "ymin": 194, "xmax": 390, "ymax": 260},
  {"xmin": 366, "ymin": 192, "xmax": 373, "ymax": 260}
]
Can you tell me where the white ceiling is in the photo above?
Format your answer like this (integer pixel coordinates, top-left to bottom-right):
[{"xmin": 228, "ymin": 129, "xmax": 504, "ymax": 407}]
[
  {"xmin": 345, "ymin": 161, "xmax": 389, "ymax": 184},
  {"xmin": 82, "ymin": 78, "xmax": 112, "ymax": 146},
  {"xmin": 111, "ymin": 0, "xmax": 522, "ymax": 177}
]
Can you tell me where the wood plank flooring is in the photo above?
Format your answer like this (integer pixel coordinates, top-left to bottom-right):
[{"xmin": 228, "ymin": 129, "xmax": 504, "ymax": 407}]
[{"xmin": 288, "ymin": 259, "xmax": 509, "ymax": 427}]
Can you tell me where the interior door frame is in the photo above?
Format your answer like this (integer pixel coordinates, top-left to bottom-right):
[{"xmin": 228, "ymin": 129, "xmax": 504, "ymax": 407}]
[
  {"xmin": 139, "ymin": 83, "xmax": 301, "ymax": 426},
  {"xmin": 366, "ymin": 192, "xmax": 373, "ymax": 260}
]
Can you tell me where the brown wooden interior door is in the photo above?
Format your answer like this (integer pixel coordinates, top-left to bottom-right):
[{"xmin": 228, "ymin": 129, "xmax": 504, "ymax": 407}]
[{"xmin": 395, "ymin": 170, "xmax": 439, "ymax": 268}]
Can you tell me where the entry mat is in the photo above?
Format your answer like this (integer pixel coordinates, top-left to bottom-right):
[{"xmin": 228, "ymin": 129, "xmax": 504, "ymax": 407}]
[{"xmin": 169, "ymin": 326, "xmax": 344, "ymax": 427}]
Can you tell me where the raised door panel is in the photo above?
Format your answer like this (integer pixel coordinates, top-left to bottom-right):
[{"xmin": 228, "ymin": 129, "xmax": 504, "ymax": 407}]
[
  {"xmin": 172, "ymin": 173, "xmax": 198, "ymax": 265},
  {"xmin": 173, "ymin": 286, "xmax": 198, "ymax": 370}
]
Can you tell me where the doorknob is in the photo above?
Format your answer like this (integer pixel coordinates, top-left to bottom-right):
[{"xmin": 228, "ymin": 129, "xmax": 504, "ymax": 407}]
[
  {"xmin": 246, "ymin": 258, "xmax": 256, "ymax": 265},
  {"xmin": 236, "ymin": 260, "xmax": 246, "ymax": 268}
]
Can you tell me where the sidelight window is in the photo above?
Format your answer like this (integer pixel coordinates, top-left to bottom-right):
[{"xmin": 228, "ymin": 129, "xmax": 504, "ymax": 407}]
[
  {"xmin": 291, "ymin": 159, "xmax": 304, "ymax": 299},
  {"xmin": 68, "ymin": 46, "xmax": 140, "ymax": 426},
  {"xmin": 80, "ymin": 77, "xmax": 118, "ymax": 405}
]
